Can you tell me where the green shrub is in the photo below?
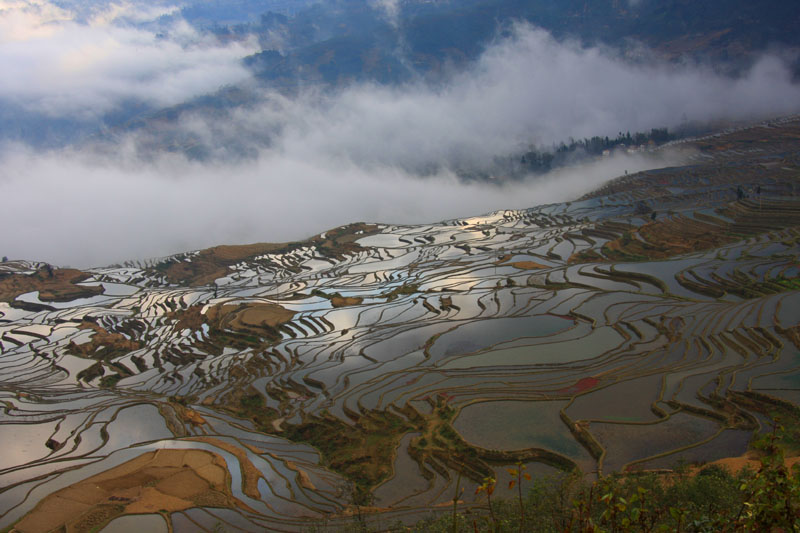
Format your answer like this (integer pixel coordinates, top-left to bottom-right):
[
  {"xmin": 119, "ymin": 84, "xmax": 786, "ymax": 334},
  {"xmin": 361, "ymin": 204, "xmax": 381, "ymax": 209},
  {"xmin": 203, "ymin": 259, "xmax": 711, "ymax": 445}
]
[{"xmin": 309, "ymin": 430, "xmax": 800, "ymax": 532}]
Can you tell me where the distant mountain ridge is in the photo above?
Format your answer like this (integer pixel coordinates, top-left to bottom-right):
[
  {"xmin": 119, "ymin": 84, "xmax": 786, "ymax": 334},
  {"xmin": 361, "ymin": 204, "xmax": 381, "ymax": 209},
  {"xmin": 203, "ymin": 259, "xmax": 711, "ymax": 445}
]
[
  {"xmin": 2, "ymin": 0, "xmax": 798, "ymax": 162},
  {"xmin": 242, "ymin": 0, "xmax": 800, "ymax": 86},
  {"xmin": 104, "ymin": 0, "xmax": 800, "ymax": 161}
]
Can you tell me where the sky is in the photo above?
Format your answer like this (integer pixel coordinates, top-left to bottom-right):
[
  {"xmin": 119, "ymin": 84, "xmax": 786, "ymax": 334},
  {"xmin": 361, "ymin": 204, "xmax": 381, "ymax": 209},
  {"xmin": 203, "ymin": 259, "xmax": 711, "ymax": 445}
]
[{"xmin": 1, "ymin": 1, "xmax": 799, "ymax": 268}]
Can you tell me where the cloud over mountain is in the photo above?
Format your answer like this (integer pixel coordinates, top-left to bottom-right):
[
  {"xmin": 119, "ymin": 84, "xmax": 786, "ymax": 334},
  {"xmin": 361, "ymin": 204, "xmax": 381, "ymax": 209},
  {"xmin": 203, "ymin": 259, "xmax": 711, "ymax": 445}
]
[
  {"xmin": 0, "ymin": 0, "xmax": 258, "ymax": 118},
  {"xmin": 122, "ymin": 25, "xmax": 800, "ymax": 171},
  {"xmin": 1, "ymin": 14, "xmax": 799, "ymax": 268}
]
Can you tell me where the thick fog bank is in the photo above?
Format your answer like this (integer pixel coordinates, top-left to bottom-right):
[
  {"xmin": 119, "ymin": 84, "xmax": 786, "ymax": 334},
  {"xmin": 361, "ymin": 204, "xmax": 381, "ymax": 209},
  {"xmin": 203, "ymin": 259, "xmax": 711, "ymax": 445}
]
[{"xmin": 1, "ymin": 3, "xmax": 799, "ymax": 267}]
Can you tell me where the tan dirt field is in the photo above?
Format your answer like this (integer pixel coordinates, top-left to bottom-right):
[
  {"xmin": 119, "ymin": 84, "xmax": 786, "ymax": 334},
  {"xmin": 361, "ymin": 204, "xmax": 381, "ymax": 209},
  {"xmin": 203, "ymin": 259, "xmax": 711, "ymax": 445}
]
[
  {"xmin": 13, "ymin": 449, "xmax": 232, "ymax": 533},
  {"xmin": 0, "ymin": 268, "xmax": 102, "ymax": 303},
  {"xmin": 510, "ymin": 261, "xmax": 549, "ymax": 270},
  {"xmin": 331, "ymin": 296, "xmax": 363, "ymax": 307}
]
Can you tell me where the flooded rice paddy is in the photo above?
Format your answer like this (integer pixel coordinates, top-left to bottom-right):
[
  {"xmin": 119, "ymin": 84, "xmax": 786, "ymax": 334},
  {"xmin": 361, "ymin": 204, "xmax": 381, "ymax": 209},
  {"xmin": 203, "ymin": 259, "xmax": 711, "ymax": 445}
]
[{"xmin": 2, "ymin": 123, "xmax": 800, "ymax": 531}]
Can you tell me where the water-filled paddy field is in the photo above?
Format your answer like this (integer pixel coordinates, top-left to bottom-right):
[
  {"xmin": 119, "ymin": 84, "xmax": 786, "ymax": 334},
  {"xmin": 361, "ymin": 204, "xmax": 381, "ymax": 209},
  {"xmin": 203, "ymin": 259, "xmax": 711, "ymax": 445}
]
[{"xmin": 2, "ymin": 121, "xmax": 800, "ymax": 531}]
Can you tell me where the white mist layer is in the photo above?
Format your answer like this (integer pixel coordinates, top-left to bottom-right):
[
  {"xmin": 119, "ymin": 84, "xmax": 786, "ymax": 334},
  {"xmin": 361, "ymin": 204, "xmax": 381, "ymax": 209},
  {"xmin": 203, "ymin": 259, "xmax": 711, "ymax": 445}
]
[
  {"xmin": 0, "ymin": 0, "xmax": 258, "ymax": 118},
  {"xmin": 1, "ymin": 14, "xmax": 799, "ymax": 267},
  {"xmin": 0, "ymin": 144, "xmax": 683, "ymax": 268}
]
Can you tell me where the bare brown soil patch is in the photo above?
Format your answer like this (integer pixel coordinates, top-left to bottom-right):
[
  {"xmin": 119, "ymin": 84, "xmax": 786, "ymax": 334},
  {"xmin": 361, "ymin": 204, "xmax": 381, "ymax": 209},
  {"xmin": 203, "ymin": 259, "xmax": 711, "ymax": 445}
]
[
  {"xmin": 308, "ymin": 222, "xmax": 382, "ymax": 261},
  {"xmin": 158, "ymin": 243, "xmax": 286, "ymax": 286},
  {"xmin": 597, "ymin": 217, "xmax": 733, "ymax": 263},
  {"xmin": 690, "ymin": 453, "xmax": 800, "ymax": 477},
  {"xmin": 0, "ymin": 267, "xmax": 102, "ymax": 303},
  {"xmin": 312, "ymin": 223, "xmax": 380, "ymax": 248},
  {"xmin": 572, "ymin": 198, "xmax": 800, "ymax": 264},
  {"xmin": 173, "ymin": 404, "xmax": 207, "ymax": 426},
  {"xmin": 151, "ymin": 223, "xmax": 381, "ymax": 286},
  {"xmin": 283, "ymin": 458, "xmax": 317, "ymax": 490},
  {"xmin": 169, "ymin": 302, "xmax": 296, "ymax": 351},
  {"xmin": 233, "ymin": 303, "xmax": 296, "ymax": 328},
  {"xmin": 206, "ymin": 242, "xmax": 285, "ymax": 262},
  {"xmin": 205, "ymin": 302, "xmax": 296, "ymax": 339},
  {"xmin": 331, "ymin": 296, "xmax": 363, "ymax": 307},
  {"xmin": 66, "ymin": 322, "xmax": 143, "ymax": 384},
  {"xmin": 188, "ymin": 436, "xmax": 263, "ymax": 500},
  {"xmin": 161, "ymin": 261, "xmax": 227, "ymax": 287},
  {"xmin": 244, "ymin": 442, "xmax": 267, "ymax": 454},
  {"xmin": 13, "ymin": 449, "xmax": 233, "ymax": 533},
  {"xmin": 67, "ymin": 321, "xmax": 142, "ymax": 359},
  {"xmin": 510, "ymin": 261, "xmax": 549, "ymax": 270},
  {"xmin": 166, "ymin": 304, "xmax": 206, "ymax": 330}
]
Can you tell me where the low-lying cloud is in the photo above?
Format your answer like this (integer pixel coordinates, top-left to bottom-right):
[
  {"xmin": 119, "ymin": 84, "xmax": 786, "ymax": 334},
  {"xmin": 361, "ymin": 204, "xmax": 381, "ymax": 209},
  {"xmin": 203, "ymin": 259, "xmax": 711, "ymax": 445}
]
[
  {"xmin": 116, "ymin": 25, "xmax": 800, "ymax": 172},
  {"xmin": 1, "ymin": 15, "xmax": 799, "ymax": 268},
  {"xmin": 0, "ymin": 0, "xmax": 258, "ymax": 118},
  {"xmin": 0, "ymin": 143, "xmax": 681, "ymax": 268},
  {"xmin": 243, "ymin": 26, "xmax": 800, "ymax": 171}
]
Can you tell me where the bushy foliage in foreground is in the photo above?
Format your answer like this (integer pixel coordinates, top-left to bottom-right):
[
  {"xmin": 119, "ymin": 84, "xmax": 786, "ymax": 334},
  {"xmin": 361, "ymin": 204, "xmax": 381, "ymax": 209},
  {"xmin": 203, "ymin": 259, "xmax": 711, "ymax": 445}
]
[
  {"xmin": 411, "ymin": 467, "xmax": 747, "ymax": 532},
  {"xmin": 314, "ymin": 429, "xmax": 799, "ymax": 532},
  {"xmin": 408, "ymin": 431, "xmax": 799, "ymax": 533}
]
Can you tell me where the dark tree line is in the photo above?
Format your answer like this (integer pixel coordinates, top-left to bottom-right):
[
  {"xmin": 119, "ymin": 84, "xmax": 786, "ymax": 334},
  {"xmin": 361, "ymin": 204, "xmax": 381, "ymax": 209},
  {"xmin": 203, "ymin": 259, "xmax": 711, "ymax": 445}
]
[{"xmin": 519, "ymin": 128, "xmax": 675, "ymax": 174}]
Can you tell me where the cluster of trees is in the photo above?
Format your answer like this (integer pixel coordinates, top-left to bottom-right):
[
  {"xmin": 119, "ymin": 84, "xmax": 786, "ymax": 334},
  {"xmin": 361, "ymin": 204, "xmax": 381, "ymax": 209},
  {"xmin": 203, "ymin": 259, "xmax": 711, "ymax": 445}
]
[{"xmin": 519, "ymin": 128, "xmax": 675, "ymax": 174}]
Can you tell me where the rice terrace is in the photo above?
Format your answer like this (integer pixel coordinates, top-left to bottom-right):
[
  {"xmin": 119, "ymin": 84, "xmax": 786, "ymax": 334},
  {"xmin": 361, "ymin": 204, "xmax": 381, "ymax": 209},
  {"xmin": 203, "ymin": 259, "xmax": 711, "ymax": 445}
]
[{"xmin": 1, "ymin": 117, "xmax": 800, "ymax": 531}]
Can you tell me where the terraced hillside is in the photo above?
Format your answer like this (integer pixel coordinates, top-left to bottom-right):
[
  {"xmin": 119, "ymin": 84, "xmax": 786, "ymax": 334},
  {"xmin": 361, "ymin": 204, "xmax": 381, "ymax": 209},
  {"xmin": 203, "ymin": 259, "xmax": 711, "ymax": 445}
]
[{"xmin": 1, "ymin": 118, "xmax": 799, "ymax": 532}]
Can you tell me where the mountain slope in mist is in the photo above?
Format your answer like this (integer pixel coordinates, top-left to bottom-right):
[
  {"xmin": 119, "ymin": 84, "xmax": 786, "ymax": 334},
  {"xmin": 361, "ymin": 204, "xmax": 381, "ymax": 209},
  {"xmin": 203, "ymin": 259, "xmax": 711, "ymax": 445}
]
[
  {"xmin": 1, "ymin": 0, "xmax": 800, "ymax": 268},
  {"xmin": 244, "ymin": 0, "xmax": 800, "ymax": 86}
]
